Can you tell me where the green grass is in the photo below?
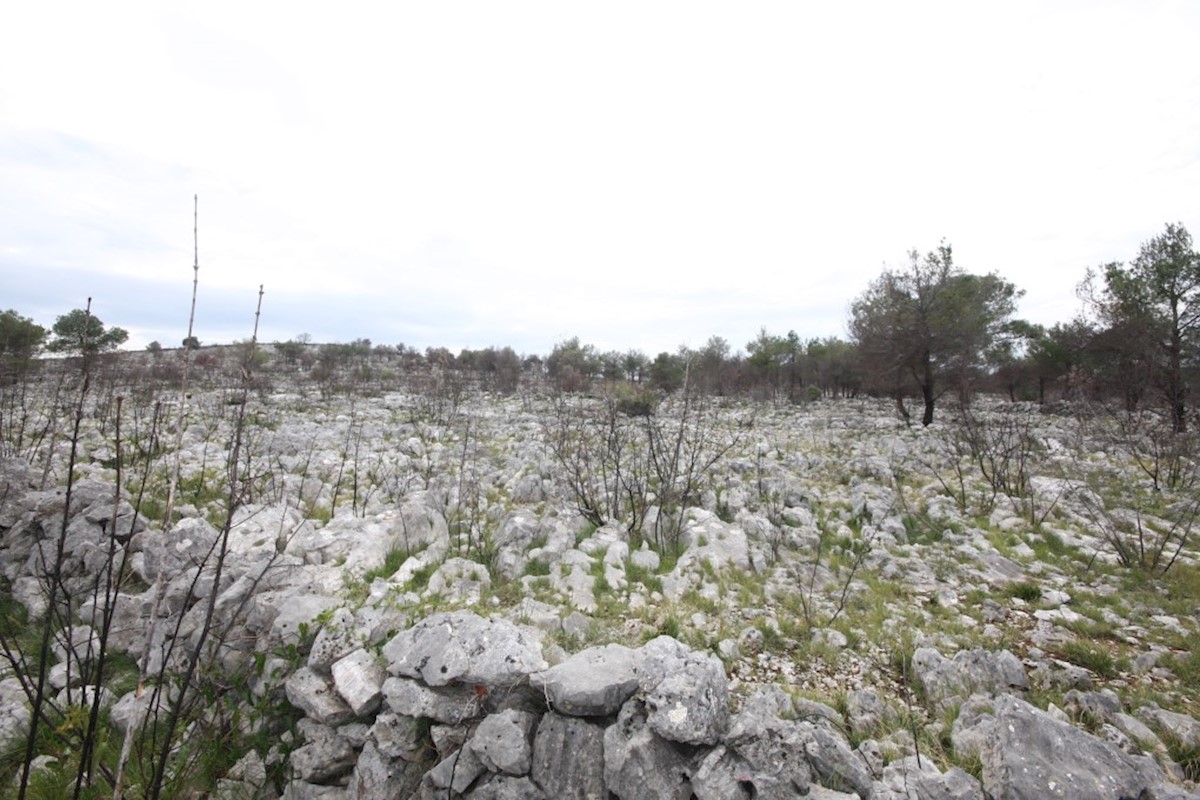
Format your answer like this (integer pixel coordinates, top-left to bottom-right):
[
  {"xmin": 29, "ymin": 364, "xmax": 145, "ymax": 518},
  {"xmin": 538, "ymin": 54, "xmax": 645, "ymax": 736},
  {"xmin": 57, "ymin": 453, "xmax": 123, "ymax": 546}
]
[
  {"xmin": 1055, "ymin": 640, "xmax": 1120, "ymax": 680},
  {"xmin": 523, "ymin": 558, "xmax": 551, "ymax": 577},
  {"xmin": 1003, "ymin": 580, "xmax": 1042, "ymax": 603}
]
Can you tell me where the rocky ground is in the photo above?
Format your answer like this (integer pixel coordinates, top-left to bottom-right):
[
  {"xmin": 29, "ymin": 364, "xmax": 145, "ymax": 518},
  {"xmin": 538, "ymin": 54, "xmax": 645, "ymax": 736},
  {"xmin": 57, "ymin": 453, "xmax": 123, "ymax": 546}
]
[{"xmin": 1, "ymin": 384, "xmax": 1198, "ymax": 798}]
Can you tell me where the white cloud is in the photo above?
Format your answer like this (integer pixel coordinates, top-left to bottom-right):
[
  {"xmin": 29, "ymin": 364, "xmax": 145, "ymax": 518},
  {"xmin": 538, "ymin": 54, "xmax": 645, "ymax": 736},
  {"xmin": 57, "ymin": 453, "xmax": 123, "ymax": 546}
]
[{"xmin": 2, "ymin": 2, "xmax": 1198, "ymax": 355}]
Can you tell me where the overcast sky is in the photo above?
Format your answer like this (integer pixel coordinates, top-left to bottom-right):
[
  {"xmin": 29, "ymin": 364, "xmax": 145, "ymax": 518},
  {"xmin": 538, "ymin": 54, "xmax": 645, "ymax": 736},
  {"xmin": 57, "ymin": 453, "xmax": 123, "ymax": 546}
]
[{"xmin": 2, "ymin": 2, "xmax": 1198, "ymax": 357}]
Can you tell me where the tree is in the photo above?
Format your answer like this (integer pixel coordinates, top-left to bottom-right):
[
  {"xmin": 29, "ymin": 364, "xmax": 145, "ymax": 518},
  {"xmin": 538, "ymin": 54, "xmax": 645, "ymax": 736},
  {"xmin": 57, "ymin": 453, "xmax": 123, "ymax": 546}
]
[
  {"xmin": 0, "ymin": 309, "xmax": 45, "ymax": 360},
  {"xmin": 647, "ymin": 351, "xmax": 687, "ymax": 393},
  {"xmin": 182, "ymin": 336, "xmax": 201, "ymax": 350},
  {"xmin": 547, "ymin": 337, "xmax": 599, "ymax": 392},
  {"xmin": 1085, "ymin": 223, "xmax": 1200, "ymax": 431},
  {"xmin": 0, "ymin": 309, "xmax": 45, "ymax": 381},
  {"xmin": 849, "ymin": 244, "xmax": 1021, "ymax": 425},
  {"xmin": 45, "ymin": 308, "xmax": 128, "ymax": 356}
]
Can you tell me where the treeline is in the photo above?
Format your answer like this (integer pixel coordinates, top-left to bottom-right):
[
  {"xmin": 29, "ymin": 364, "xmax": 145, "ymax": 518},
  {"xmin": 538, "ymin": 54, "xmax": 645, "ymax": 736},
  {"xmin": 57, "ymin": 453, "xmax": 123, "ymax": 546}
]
[{"xmin": 3, "ymin": 222, "xmax": 1198, "ymax": 428}]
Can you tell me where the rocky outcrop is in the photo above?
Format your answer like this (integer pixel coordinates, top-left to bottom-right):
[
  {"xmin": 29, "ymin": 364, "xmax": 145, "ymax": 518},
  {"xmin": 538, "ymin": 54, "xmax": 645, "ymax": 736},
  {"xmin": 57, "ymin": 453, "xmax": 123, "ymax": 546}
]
[{"xmin": 268, "ymin": 614, "xmax": 1200, "ymax": 799}]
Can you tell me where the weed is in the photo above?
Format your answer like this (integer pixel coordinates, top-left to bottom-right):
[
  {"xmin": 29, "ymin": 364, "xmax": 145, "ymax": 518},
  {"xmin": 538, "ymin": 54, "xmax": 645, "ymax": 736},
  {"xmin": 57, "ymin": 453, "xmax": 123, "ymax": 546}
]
[
  {"xmin": 1004, "ymin": 581, "xmax": 1042, "ymax": 603},
  {"xmin": 1055, "ymin": 640, "xmax": 1119, "ymax": 679}
]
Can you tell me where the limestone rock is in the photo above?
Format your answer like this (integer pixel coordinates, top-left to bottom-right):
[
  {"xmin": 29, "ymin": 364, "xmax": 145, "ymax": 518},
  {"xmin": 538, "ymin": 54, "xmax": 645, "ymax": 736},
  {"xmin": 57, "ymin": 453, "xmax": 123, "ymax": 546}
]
[
  {"xmin": 912, "ymin": 647, "xmax": 1027, "ymax": 708},
  {"xmin": 383, "ymin": 611, "xmax": 546, "ymax": 689},
  {"xmin": 289, "ymin": 721, "xmax": 356, "ymax": 784},
  {"xmin": 530, "ymin": 712, "xmax": 607, "ymax": 799},
  {"xmin": 285, "ymin": 667, "xmax": 355, "ymax": 727},
  {"xmin": 382, "ymin": 676, "xmax": 480, "ymax": 725},
  {"xmin": 467, "ymin": 775, "xmax": 547, "ymax": 799},
  {"xmin": 645, "ymin": 648, "xmax": 729, "ymax": 746},
  {"xmin": 604, "ymin": 699, "xmax": 695, "ymax": 800},
  {"xmin": 468, "ymin": 708, "xmax": 538, "ymax": 776},
  {"xmin": 871, "ymin": 756, "xmax": 983, "ymax": 799},
  {"xmin": 347, "ymin": 739, "xmax": 424, "ymax": 800},
  {"xmin": 331, "ymin": 647, "xmax": 385, "ymax": 717},
  {"xmin": 530, "ymin": 644, "xmax": 640, "ymax": 717},
  {"xmin": 977, "ymin": 694, "xmax": 1171, "ymax": 800}
]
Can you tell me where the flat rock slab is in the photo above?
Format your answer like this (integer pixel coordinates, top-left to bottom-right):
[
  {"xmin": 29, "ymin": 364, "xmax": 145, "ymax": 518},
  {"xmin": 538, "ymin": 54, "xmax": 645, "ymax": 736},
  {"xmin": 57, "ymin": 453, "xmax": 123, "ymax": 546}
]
[
  {"xmin": 383, "ymin": 611, "xmax": 547, "ymax": 688},
  {"xmin": 979, "ymin": 694, "xmax": 1169, "ymax": 800},
  {"xmin": 531, "ymin": 643, "xmax": 640, "ymax": 717}
]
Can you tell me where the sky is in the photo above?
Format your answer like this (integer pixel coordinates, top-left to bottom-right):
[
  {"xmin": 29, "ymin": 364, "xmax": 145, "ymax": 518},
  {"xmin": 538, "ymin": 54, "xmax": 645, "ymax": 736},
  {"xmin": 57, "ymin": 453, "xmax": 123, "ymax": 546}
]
[{"xmin": 2, "ymin": 2, "xmax": 1199, "ymax": 358}]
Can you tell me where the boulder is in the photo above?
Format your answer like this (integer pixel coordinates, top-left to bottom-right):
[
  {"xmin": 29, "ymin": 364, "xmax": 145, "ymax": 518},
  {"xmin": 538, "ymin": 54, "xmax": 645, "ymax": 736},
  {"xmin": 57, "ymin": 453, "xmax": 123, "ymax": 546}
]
[
  {"xmin": 467, "ymin": 775, "xmax": 546, "ymax": 799},
  {"xmin": 331, "ymin": 648, "xmax": 386, "ymax": 717},
  {"xmin": 383, "ymin": 611, "xmax": 546, "ymax": 689},
  {"xmin": 530, "ymin": 712, "xmax": 608, "ymax": 799},
  {"xmin": 530, "ymin": 644, "xmax": 640, "ymax": 717},
  {"xmin": 285, "ymin": 667, "xmax": 356, "ymax": 727},
  {"xmin": 468, "ymin": 708, "xmax": 538, "ymax": 776},
  {"xmin": 975, "ymin": 694, "xmax": 1172, "ymax": 800},
  {"xmin": 912, "ymin": 647, "xmax": 1027, "ymax": 708},
  {"xmin": 382, "ymin": 676, "xmax": 480, "ymax": 725},
  {"xmin": 645, "ymin": 648, "xmax": 729, "ymax": 746},
  {"xmin": 871, "ymin": 755, "xmax": 983, "ymax": 799},
  {"xmin": 347, "ymin": 739, "xmax": 424, "ymax": 800},
  {"xmin": 604, "ymin": 699, "xmax": 695, "ymax": 799},
  {"xmin": 289, "ymin": 720, "xmax": 357, "ymax": 784}
]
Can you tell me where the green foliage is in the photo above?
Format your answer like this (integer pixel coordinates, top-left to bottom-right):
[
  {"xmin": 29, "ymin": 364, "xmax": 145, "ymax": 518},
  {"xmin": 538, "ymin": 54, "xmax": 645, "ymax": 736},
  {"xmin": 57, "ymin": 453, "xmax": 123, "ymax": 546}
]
[
  {"xmin": 1055, "ymin": 640, "xmax": 1120, "ymax": 679},
  {"xmin": 522, "ymin": 558, "xmax": 551, "ymax": 577},
  {"xmin": 613, "ymin": 386, "xmax": 657, "ymax": 418},
  {"xmin": 849, "ymin": 243, "xmax": 1021, "ymax": 425},
  {"xmin": 0, "ymin": 308, "xmax": 45, "ymax": 376},
  {"xmin": 46, "ymin": 308, "xmax": 129, "ymax": 355},
  {"xmin": 1004, "ymin": 580, "xmax": 1042, "ymax": 602}
]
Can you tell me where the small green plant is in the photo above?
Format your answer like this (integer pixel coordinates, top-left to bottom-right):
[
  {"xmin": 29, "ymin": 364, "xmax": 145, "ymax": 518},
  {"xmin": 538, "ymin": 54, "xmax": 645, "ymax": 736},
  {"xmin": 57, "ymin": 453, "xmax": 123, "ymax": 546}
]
[
  {"xmin": 1056, "ymin": 640, "xmax": 1119, "ymax": 680},
  {"xmin": 1004, "ymin": 581, "xmax": 1042, "ymax": 603},
  {"xmin": 523, "ymin": 558, "xmax": 551, "ymax": 577}
]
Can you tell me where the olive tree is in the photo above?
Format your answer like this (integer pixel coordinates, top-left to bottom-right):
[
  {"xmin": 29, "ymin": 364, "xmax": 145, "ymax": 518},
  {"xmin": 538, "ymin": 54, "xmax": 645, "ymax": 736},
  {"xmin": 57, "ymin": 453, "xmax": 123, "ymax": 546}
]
[{"xmin": 849, "ymin": 243, "xmax": 1021, "ymax": 425}]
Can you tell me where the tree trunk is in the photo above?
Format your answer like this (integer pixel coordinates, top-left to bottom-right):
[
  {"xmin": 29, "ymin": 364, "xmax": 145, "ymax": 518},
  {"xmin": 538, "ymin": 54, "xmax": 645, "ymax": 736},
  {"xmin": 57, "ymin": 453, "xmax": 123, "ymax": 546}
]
[
  {"xmin": 1169, "ymin": 321, "xmax": 1186, "ymax": 432},
  {"xmin": 921, "ymin": 353, "xmax": 935, "ymax": 426}
]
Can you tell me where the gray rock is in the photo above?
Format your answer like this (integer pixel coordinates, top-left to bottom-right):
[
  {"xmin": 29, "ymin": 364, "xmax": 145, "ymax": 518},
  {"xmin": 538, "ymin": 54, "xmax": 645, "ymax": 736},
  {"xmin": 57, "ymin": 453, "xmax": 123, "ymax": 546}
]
[
  {"xmin": 280, "ymin": 780, "xmax": 348, "ymax": 799},
  {"xmin": 269, "ymin": 595, "xmax": 341, "ymax": 650},
  {"xmin": 331, "ymin": 648, "xmax": 385, "ymax": 717},
  {"xmin": 467, "ymin": 775, "xmax": 547, "ymax": 799},
  {"xmin": 468, "ymin": 708, "xmax": 538, "ymax": 776},
  {"xmin": 382, "ymin": 676, "xmax": 481, "ymax": 725},
  {"xmin": 645, "ymin": 648, "xmax": 729, "ymax": 745},
  {"xmin": 383, "ymin": 611, "xmax": 546, "ymax": 689},
  {"xmin": 530, "ymin": 712, "xmax": 607, "ymax": 800},
  {"xmin": 530, "ymin": 644, "xmax": 640, "ymax": 717},
  {"xmin": 795, "ymin": 719, "xmax": 874, "ymax": 799},
  {"xmin": 871, "ymin": 755, "xmax": 983, "ymax": 800},
  {"xmin": 0, "ymin": 677, "xmax": 31, "ymax": 751},
  {"xmin": 1138, "ymin": 703, "xmax": 1200, "ymax": 749},
  {"xmin": 426, "ymin": 557, "xmax": 491, "ymax": 605},
  {"xmin": 978, "ymin": 694, "xmax": 1170, "ymax": 800},
  {"xmin": 308, "ymin": 608, "xmax": 359, "ymax": 673},
  {"xmin": 286, "ymin": 667, "xmax": 356, "ymax": 727},
  {"xmin": 289, "ymin": 721, "xmax": 356, "ymax": 784},
  {"xmin": 604, "ymin": 699, "xmax": 695, "ymax": 800},
  {"xmin": 347, "ymin": 739, "xmax": 425, "ymax": 800},
  {"xmin": 912, "ymin": 647, "xmax": 1027, "ymax": 708},
  {"xmin": 692, "ymin": 741, "xmax": 811, "ymax": 799},
  {"xmin": 846, "ymin": 689, "xmax": 888, "ymax": 739},
  {"xmin": 371, "ymin": 712, "xmax": 430, "ymax": 761},
  {"xmin": 425, "ymin": 744, "xmax": 486, "ymax": 795}
]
